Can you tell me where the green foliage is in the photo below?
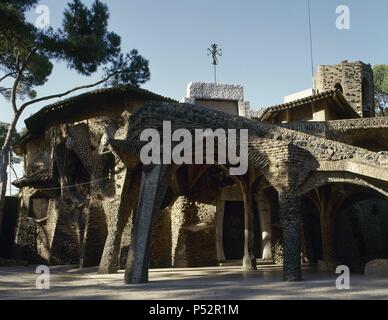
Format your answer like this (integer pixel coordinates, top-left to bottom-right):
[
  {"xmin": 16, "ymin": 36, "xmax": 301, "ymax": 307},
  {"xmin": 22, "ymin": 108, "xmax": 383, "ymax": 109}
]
[
  {"xmin": 0, "ymin": 123, "xmax": 21, "ymax": 164},
  {"xmin": 106, "ymin": 50, "xmax": 151, "ymax": 87},
  {"xmin": 0, "ymin": 0, "xmax": 150, "ymax": 101},
  {"xmin": 373, "ymin": 65, "xmax": 388, "ymax": 93},
  {"xmin": 0, "ymin": 123, "xmax": 20, "ymax": 147},
  {"xmin": 47, "ymin": 0, "xmax": 121, "ymax": 75},
  {"xmin": 373, "ymin": 65, "xmax": 388, "ymax": 116},
  {"xmin": 1, "ymin": 0, "xmax": 38, "ymax": 11}
]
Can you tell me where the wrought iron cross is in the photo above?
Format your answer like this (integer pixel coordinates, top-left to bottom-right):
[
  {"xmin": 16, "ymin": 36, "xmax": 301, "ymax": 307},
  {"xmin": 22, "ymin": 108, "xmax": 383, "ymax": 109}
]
[{"xmin": 207, "ymin": 43, "xmax": 222, "ymax": 84}]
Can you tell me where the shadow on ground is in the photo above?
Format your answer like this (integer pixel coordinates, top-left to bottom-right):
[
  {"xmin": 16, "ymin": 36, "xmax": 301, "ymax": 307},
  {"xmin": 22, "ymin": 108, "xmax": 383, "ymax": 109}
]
[{"xmin": 0, "ymin": 265, "xmax": 387, "ymax": 300}]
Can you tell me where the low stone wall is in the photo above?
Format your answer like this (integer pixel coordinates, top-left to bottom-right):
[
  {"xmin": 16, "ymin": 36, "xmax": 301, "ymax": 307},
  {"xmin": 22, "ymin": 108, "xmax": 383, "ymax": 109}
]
[{"xmin": 282, "ymin": 117, "xmax": 388, "ymax": 142}]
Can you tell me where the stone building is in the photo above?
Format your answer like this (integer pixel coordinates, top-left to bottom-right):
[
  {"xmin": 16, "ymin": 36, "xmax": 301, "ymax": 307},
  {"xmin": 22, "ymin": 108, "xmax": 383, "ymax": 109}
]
[
  {"xmin": 11, "ymin": 60, "xmax": 388, "ymax": 283},
  {"xmin": 315, "ymin": 60, "xmax": 375, "ymax": 117}
]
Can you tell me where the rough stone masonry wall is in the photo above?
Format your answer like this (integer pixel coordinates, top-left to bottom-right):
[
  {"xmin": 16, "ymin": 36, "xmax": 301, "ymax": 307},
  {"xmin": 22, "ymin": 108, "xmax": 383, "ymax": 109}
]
[
  {"xmin": 282, "ymin": 117, "xmax": 388, "ymax": 149},
  {"xmin": 283, "ymin": 117, "xmax": 388, "ymax": 136},
  {"xmin": 184, "ymin": 82, "xmax": 251, "ymax": 117},
  {"xmin": 182, "ymin": 169, "xmax": 219, "ymax": 267},
  {"xmin": 16, "ymin": 108, "xmax": 135, "ymax": 266},
  {"xmin": 315, "ymin": 61, "xmax": 374, "ymax": 116},
  {"xmin": 127, "ymin": 101, "xmax": 388, "ymax": 181},
  {"xmin": 169, "ymin": 195, "xmax": 217, "ymax": 268},
  {"xmin": 14, "ymin": 189, "xmax": 41, "ymax": 263},
  {"xmin": 150, "ymin": 168, "xmax": 220, "ymax": 268},
  {"xmin": 150, "ymin": 208, "xmax": 172, "ymax": 268},
  {"xmin": 268, "ymin": 125, "xmax": 388, "ymax": 169}
]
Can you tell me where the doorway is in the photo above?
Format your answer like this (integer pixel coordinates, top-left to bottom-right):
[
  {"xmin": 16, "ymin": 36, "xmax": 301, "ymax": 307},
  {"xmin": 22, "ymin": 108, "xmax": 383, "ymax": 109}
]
[
  {"xmin": 223, "ymin": 201, "xmax": 244, "ymax": 260},
  {"xmin": 223, "ymin": 201, "xmax": 261, "ymax": 260}
]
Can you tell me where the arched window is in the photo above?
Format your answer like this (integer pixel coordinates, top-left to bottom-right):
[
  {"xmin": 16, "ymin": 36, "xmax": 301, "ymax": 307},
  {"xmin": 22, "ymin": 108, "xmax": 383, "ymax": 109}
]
[
  {"xmin": 334, "ymin": 83, "xmax": 343, "ymax": 93},
  {"xmin": 29, "ymin": 193, "xmax": 50, "ymax": 221}
]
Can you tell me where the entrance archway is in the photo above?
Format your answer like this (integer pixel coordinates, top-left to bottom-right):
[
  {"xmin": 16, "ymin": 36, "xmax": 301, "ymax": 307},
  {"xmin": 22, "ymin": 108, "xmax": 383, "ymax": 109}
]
[{"xmin": 302, "ymin": 182, "xmax": 388, "ymax": 273}]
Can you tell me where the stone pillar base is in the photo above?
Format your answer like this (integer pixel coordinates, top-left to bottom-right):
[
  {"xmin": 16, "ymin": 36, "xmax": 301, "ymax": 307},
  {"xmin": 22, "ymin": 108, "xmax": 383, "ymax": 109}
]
[{"xmin": 242, "ymin": 255, "xmax": 257, "ymax": 271}]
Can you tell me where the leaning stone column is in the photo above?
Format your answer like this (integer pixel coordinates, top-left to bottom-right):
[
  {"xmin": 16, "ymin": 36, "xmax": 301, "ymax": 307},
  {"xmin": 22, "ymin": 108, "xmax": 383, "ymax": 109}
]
[
  {"xmin": 278, "ymin": 190, "xmax": 302, "ymax": 282},
  {"xmin": 242, "ymin": 187, "xmax": 257, "ymax": 271},
  {"xmin": 98, "ymin": 169, "xmax": 141, "ymax": 274},
  {"xmin": 79, "ymin": 197, "xmax": 107, "ymax": 268},
  {"xmin": 124, "ymin": 165, "xmax": 170, "ymax": 284}
]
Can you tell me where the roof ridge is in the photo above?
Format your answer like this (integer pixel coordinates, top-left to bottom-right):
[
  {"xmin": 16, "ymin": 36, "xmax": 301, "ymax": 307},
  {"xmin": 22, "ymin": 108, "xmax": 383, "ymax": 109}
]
[
  {"xmin": 23, "ymin": 84, "xmax": 176, "ymax": 134},
  {"xmin": 254, "ymin": 89, "xmax": 342, "ymax": 121}
]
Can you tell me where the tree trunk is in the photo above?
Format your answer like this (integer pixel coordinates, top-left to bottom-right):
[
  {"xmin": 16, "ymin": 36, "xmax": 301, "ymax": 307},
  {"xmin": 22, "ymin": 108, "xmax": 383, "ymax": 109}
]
[{"xmin": 0, "ymin": 146, "xmax": 10, "ymax": 235}]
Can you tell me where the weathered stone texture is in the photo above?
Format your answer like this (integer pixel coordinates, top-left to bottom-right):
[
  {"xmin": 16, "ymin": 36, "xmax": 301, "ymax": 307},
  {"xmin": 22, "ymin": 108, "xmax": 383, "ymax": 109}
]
[
  {"xmin": 187, "ymin": 82, "xmax": 244, "ymax": 101},
  {"xmin": 279, "ymin": 192, "xmax": 302, "ymax": 281},
  {"xmin": 184, "ymin": 82, "xmax": 250, "ymax": 117},
  {"xmin": 170, "ymin": 196, "xmax": 217, "ymax": 268},
  {"xmin": 150, "ymin": 208, "xmax": 172, "ymax": 268},
  {"xmin": 11, "ymin": 73, "xmax": 388, "ymax": 285},
  {"xmin": 316, "ymin": 61, "xmax": 375, "ymax": 117},
  {"xmin": 364, "ymin": 259, "xmax": 388, "ymax": 276}
]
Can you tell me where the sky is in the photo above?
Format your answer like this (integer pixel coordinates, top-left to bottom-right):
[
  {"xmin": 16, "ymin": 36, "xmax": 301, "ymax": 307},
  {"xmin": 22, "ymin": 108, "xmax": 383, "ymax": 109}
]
[{"xmin": 1, "ymin": 0, "xmax": 388, "ymax": 128}]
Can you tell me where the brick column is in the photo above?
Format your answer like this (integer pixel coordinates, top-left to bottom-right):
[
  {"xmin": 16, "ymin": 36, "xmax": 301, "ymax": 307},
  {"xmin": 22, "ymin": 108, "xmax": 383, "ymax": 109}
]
[{"xmin": 279, "ymin": 191, "xmax": 302, "ymax": 282}]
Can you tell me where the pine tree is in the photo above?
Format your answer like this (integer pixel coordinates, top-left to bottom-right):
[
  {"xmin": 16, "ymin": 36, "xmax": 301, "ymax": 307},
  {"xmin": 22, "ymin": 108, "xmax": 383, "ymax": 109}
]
[{"xmin": 0, "ymin": 0, "xmax": 150, "ymax": 231}]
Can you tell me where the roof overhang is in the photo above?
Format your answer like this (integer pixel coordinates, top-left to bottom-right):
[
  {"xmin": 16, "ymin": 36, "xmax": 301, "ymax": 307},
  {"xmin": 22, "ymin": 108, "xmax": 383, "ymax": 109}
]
[{"xmin": 255, "ymin": 90, "xmax": 360, "ymax": 122}]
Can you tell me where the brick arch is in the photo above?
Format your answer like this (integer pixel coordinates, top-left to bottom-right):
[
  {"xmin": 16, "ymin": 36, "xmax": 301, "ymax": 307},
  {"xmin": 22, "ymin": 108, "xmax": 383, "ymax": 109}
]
[
  {"xmin": 111, "ymin": 101, "xmax": 388, "ymax": 282},
  {"xmin": 298, "ymin": 171, "xmax": 388, "ymax": 199},
  {"xmin": 188, "ymin": 163, "xmax": 245, "ymax": 193},
  {"xmin": 121, "ymin": 102, "xmax": 388, "ymax": 193}
]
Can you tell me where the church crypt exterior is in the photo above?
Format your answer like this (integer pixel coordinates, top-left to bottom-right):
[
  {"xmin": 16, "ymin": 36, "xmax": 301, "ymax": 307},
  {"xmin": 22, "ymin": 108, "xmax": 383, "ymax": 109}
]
[{"xmin": 10, "ymin": 60, "xmax": 388, "ymax": 283}]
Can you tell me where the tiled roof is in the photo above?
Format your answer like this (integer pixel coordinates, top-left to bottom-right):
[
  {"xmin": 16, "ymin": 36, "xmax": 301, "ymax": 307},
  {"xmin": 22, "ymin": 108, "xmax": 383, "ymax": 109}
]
[
  {"xmin": 24, "ymin": 84, "xmax": 176, "ymax": 134},
  {"xmin": 12, "ymin": 169, "xmax": 52, "ymax": 188},
  {"xmin": 252, "ymin": 89, "xmax": 359, "ymax": 121}
]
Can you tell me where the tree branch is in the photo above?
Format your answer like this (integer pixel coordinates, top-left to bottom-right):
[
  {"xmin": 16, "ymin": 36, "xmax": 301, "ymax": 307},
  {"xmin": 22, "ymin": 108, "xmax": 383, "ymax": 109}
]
[
  {"xmin": 10, "ymin": 163, "xmax": 19, "ymax": 180},
  {"xmin": 0, "ymin": 87, "xmax": 11, "ymax": 94},
  {"xmin": 18, "ymin": 71, "xmax": 119, "ymax": 115},
  {"xmin": 11, "ymin": 48, "xmax": 37, "ymax": 114},
  {"xmin": 0, "ymin": 72, "xmax": 16, "ymax": 84},
  {"xmin": 10, "ymin": 55, "xmax": 21, "ymax": 114}
]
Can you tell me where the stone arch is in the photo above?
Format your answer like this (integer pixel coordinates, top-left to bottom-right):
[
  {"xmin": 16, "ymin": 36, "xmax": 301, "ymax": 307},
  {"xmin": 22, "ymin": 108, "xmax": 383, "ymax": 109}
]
[
  {"xmin": 298, "ymin": 171, "xmax": 388, "ymax": 199},
  {"xmin": 178, "ymin": 162, "xmax": 261, "ymax": 270},
  {"xmin": 300, "ymin": 195, "xmax": 322, "ymax": 263},
  {"xmin": 181, "ymin": 163, "xmax": 247, "ymax": 265},
  {"xmin": 298, "ymin": 171, "xmax": 388, "ymax": 271},
  {"xmin": 167, "ymin": 164, "xmax": 225, "ymax": 268}
]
